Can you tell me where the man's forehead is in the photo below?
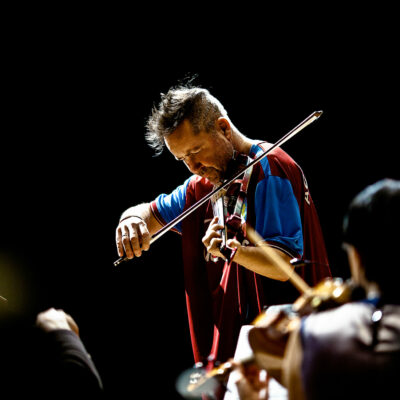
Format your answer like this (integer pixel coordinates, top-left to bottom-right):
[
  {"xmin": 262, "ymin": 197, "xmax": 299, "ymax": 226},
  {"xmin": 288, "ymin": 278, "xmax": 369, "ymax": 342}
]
[{"xmin": 164, "ymin": 120, "xmax": 203, "ymax": 155}]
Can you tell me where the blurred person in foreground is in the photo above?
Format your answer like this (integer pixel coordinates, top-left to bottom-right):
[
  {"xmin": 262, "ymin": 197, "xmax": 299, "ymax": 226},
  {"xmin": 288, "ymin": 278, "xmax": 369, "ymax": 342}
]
[
  {"xmin": 235, "ymin": 178, "xmax": 400, "ymax": 399},
  {"xmin": 0, "ymin": 306, "xmax": 103, "ymax": 398}
]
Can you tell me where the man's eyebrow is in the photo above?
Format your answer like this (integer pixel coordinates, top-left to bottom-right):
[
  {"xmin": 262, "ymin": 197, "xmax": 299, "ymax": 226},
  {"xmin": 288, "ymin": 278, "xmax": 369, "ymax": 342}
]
[{"xmin": 175, "ymin": 146, "xmax": 201, "ymax": 160}]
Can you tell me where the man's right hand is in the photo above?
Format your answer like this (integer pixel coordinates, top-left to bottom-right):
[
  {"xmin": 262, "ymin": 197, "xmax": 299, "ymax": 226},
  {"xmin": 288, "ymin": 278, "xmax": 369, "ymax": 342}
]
[{"xmin": 116, "ymin": 216, "xmax": 151, "ymax": 259}]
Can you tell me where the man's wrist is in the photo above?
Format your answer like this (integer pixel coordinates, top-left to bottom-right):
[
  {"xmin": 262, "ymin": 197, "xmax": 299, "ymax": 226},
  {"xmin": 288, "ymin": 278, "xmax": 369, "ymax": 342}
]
[{"xmin": 119, "ymin": 215, "xmax": 145, "ymax": 224}]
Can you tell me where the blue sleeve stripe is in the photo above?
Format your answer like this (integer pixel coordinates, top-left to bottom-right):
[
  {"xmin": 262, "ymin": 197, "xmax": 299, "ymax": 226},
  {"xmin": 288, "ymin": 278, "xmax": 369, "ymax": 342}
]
[
  {"xmin": 154, "ymin": 177, "xmax": 192, "ymax": 233},
  {"xmin": 254, "ymin": 174, "xmax": 303, "ymax": 257}
]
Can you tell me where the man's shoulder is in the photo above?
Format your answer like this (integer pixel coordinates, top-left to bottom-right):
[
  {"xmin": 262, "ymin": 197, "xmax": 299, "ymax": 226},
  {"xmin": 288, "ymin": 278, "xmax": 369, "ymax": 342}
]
[
  {"xmin": 250, "ymin": 141, "xmax": 299, "ymax": 179},
  {"xmin": 301, "ymin": 302, "xmax": 382, "ymax": 349},
  {"xmin": 304, "ymin": 302, "xmax": 372, "ymax": 330}
]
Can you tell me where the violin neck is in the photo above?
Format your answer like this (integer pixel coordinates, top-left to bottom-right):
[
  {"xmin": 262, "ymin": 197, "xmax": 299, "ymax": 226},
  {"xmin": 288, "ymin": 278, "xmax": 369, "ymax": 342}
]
[{"xmin": 211, "ymin": 192, "xmax": 228, "ymax": 247}]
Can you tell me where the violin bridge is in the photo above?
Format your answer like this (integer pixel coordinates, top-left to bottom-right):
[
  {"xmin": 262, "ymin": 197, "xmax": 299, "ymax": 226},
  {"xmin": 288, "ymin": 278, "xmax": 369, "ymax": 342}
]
[{"xmin": 210, "ymin": 188, "xmax": 227, "ymax": 203}]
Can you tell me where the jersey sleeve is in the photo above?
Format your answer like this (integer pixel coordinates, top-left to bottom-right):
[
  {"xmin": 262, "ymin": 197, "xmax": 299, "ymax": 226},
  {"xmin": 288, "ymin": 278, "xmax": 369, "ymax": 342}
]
[
  {"xmin": 150, "ymin": 176, "xmax": 192, "ymax": 234},
  {"xmin": 254, "ymin": 173, "xmax": 303, "ymax": 258}
]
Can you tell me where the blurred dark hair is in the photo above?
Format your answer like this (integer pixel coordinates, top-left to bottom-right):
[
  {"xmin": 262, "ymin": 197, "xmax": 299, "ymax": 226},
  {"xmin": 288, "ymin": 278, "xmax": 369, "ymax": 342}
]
[{"xmin": 343, "ymin": 179, "xmax": 400, "ymax": 301}]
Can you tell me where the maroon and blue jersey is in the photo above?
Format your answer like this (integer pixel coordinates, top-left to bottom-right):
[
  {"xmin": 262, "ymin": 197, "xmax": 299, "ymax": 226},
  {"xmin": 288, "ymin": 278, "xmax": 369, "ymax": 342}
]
[
  {"xmin": 150, "ymin": 142, "xmax": 331, "ymax": 365},
  {"xmin": 153, "ymin": 143, "xmax": 303, "ymax": 258}
]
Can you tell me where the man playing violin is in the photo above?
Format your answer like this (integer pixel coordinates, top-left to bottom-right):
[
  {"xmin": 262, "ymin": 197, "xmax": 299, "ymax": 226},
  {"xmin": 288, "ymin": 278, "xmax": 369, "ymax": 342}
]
[{"xmin": 115, "ymin": 85, "xmax": 331, "ymax": 369}]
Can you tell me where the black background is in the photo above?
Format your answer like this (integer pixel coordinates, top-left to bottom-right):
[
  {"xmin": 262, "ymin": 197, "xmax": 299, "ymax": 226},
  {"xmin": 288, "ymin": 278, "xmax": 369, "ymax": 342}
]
[{"xmin": 1, "ymin": 7, "xmax": 399, "ymax": 399}]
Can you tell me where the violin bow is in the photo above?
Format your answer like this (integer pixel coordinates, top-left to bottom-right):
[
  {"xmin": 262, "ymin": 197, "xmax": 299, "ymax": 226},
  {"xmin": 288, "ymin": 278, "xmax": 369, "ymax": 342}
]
[
  {"xmin": 246, "ymin": 227, "xmax": 312, "ymax": 296},
  {"xmin": 114, "ymin": 111, "xmax": 323, "ymax": 266}
]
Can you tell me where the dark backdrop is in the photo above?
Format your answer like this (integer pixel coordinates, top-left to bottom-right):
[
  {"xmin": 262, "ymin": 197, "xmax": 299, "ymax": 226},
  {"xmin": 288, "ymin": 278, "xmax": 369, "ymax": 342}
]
[{"xmin": 1, "ymin": 14, "xmax": 399, "ymax": 399}]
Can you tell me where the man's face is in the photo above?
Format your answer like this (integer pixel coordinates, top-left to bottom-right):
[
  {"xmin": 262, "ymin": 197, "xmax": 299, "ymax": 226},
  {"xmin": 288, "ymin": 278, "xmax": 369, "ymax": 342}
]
[{"xmin": 164, "ymin": 119, "xmax": 233, "ymax": 185}]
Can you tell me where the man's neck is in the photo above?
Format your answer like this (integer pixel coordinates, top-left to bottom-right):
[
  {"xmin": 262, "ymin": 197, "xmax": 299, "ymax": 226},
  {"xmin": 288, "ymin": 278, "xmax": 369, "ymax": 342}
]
[{"xmin": 231, "ymin": 129, "xmax": 257, "ymax": 155}]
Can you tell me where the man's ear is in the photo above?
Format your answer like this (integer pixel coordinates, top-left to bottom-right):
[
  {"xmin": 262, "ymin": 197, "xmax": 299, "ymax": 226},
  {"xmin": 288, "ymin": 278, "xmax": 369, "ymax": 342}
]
[{"xmin": 217, "ymin": 117, "xmax": 232, "ymax": 139}]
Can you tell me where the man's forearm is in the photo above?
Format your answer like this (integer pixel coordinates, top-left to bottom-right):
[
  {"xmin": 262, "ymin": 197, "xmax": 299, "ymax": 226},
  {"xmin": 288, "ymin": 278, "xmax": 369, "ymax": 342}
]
[{"xmin": 232, "ymin": 245, "xmax": 294, "ymax": 281}]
